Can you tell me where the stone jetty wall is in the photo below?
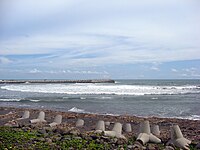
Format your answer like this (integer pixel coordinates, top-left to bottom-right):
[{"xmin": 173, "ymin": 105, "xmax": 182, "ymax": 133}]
[{"xmin": 0, "ymin": 79, "xmax": 115, "ymax": 84}]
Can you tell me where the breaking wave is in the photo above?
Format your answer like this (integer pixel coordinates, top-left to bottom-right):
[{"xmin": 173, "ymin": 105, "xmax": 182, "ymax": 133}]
[
  {"xmin": 68, "ymin": 107, "xmax": 85, "ymax": 113},
  {"xmin": 1, "ymin": 84, "xmax": 199, "ymax": 95},
  {"xmin": 0, "ymin": 98, "xmax": 22, "ymax": 102}
]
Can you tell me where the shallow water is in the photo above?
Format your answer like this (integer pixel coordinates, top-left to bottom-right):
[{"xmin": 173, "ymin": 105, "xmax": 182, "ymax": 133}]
[{"xmin": 0, "ymin": 79, "xmax": 200, "ymax": 120}]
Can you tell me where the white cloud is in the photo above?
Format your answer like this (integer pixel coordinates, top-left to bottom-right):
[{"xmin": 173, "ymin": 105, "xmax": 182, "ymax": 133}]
[
  {"xmin": 150, "ymin": 66, "xmax": 159, "ymax": 71},
  {"xmin": 28, "ymin": 69, "xmax": 109, "ymax": 75},
  {"xmin": 179, "ymin": 67, "xmax": 200, "ymax": 78},
  {"xmin": 171, "ymin": 68, "xmax": 178, "ymax": 72},
  {"xmin": 29, "ymin": 68, "xmax": 41, "ymax": 73},
  {"xmin": 0, "ymin": 0, "xmax": 200, "ymax": 79}
]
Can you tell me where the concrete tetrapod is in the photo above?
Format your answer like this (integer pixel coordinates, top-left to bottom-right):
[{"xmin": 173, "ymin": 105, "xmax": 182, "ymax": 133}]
[
  {"xmin": 104, "ymin": 122, "xmax": 126, "ymax": 139},
  {"xmin": 151, "ymin": 125, "xmax": 160, "ymax": 136},
  {"xmin": 95, "ymin": 120, "xmax": 105, "ymax": 133},
  {"xmin": 30, "ymin": 111, "xmax": 46, "ymax": 123},
  {"xmin": 16, "ymin": 110, "xmax": 30, "ymax": 120},
  {"xmin": 76, "ymin": 119, "xmax": 84, "ymax": 127},
  {"xmin": 123, "ymin": 123, "xmax": 132, "ymax": 133},
  {"xmin": 167, "ymin": 125, "xmax": 191, "ymax": 150},
  {"xmin": 136, "ymin": 121, "xmax": 161, "ymax": 145},
  {"xmin": 105, "ymin": 121, "xmax": 110, "ymax": 126},
  {"xmin": 49, "ymin": 115, "xmax": 62, "ymax": 127}
]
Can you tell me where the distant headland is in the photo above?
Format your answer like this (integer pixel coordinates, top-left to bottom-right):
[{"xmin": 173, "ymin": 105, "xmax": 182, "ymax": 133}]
[{"xmin": 0, "ymin": 79, "xmax": 115, "ymax": 84}]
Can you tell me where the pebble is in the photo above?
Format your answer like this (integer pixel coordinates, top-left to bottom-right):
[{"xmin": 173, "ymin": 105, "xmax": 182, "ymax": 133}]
[
  {"xmin": 164, "ymin": 146, "xmax": 175, "ymax": 150},
  {"xmin": 45, "ymin": 138, "xmax": 52, "ymax": 143}
]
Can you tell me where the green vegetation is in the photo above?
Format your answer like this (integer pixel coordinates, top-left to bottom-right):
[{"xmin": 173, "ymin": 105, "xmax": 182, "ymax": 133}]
[
  {"xmin": 0, "ymin": 127, "xmax": 110, "ymax": 150},
  {"xmin": 0, "ymin": 127, "xmax": 197, "ymax": 150}
]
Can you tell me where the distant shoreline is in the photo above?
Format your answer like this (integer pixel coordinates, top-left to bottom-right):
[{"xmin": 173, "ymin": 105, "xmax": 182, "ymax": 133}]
[{"xmin": 0, "ymin": 79, "xmax": 115, "ymax": 84}]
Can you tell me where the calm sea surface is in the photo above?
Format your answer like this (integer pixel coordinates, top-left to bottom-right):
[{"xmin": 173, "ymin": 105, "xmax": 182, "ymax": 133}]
[{"xmin": 0, "ymin": 79, "xmax": 200, "ymax": 120}]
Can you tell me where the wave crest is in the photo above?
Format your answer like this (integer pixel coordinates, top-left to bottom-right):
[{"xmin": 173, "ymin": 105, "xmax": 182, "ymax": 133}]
[
  {"xmin": 68, "ymin": 107, "xmax": 85, "ymax": 113},
  {"xmin": 1, "ymin": 84, "xmax": 199, "ymax": 95}
]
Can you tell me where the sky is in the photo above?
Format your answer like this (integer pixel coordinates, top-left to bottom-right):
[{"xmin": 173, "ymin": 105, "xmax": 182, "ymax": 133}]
[{"xmin": 0, "ymin": 0, "xmax": 200, "ymax": 79}]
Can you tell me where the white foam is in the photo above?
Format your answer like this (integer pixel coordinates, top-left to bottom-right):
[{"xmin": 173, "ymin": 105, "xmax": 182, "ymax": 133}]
[
  {"xmin": 30, "ymin": 99, "xmax": 40, "ymax": 102},
  {"xmin": 68, "ymin": 107, "xmax": 85, "ymax": 113},
  {"xmin": 1, "ymin": 84, "xmax": 199, "ymax": 95},
  {"xmin": 177, "ymin": 115, "xmax": 200, "ymax": 120},
  {"xmin": 0, "ymin": 98, "xmax": 21, "ymax": 102}
]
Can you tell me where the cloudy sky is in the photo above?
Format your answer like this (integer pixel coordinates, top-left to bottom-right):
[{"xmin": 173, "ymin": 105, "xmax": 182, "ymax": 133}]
[{"xmin": 0, "ymin": 0, "xmax": 200, "ymax": 79}]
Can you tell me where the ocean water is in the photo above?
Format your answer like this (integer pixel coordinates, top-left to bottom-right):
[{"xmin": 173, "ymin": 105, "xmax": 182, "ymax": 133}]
[{"xmin": 0, "ymin": 79, "xmax": 200, "ymax": 120}]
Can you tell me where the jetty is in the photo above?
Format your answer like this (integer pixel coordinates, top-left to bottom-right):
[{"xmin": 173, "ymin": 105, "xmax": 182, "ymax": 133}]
[{"xmin": 0, "ymin": 79, "xmax": 115, "ymax": 84}]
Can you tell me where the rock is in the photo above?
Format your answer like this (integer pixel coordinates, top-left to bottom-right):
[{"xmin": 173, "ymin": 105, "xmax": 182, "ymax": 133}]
[
  {"xmin": 38, "ymin": 129, "xmax": 46, "ymax": 134},
  {"xmin": 116, "ymin": 138, "xmax": 127, "ymax": 145},
  {"xmin": 127, "ymin": 145, "xmax": 134, "ymax": 149},
  {"xmin": 43, "ymin": 127, "xmax": 53, "ymax": 133},
  {"xmin": 74, "ymin": 136, "xmax": 82, "ymax": 140},
  {"xmin": 132, "ymin": 141, "xmax": 145, "ymax": 150},
  {"xmin": 4, "ymin": 120, "xmax": 19, "ymax": 128},
  {"xmin": 99, "ymin": 136, "xmax": 110, "ymax": 143},
  {"xmin": 22, "ymin": 127, "xmax": 31, "ymax": 132},
  {"xmin": 69, "ymin": 129, "xmax": 80, "ymax": 136},
  {"xmin": 52, "ymin": 135, "xmax": 62, "ymax": 142},
  {"xmin": 62, "ymin": 137, "xmax": 72, "ymax": 141},
  {"xmin": 196, "ymin": 143, "xmax": 200, "ymax": 149},
  {"xmin": 53, "ymin": 127, "xmax": 75, "ymax": 135},
  {"xmin": 147, "ymin": 143, "xmax": 160, "ymax": 150},
  {"xmin": 45, "ymin": 138, "xmax": 52, "ymax": 144},
  {"xmin": 110, "ymin": 138, "xmax": 118, "ymax": 144},
  {"xmin": 75, "ymin": 119, "xmax": 84, "ymax": 127},
  {"xmin": 91, "ymin": 135, "xmax": 98, "ymax": 140},
  {"xmin": 164, "ymin": 146, "xmax": 175, "ymax": 150},
  {"xmin": 38, "ymin": 137, "xmax": 45, "ymax": 142}
]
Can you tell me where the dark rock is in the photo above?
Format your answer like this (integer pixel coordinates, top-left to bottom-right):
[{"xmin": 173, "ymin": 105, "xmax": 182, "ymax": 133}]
[
  {"xmin": 132, "ymin": 141, "xmax": 144, "ymax": 150},
  {"xmin": 116, "ymin": 138, "xmax": 127, "ymax": 145},
  {"xmin": 110, "ymin": 138, "xmax": 118, "ymax": 144},
  {"xmin": 38, "ymin": 129, "xmax": 47, "ymax": 134},
  {"xmin": 196, "ymin": 143, "xmax": 200, "ymax": 149},
  {"xmin": 100, "ymin": 136, "xmax": 111, "ymax": 143},
  {"xmin": 22, "ymin": 127, "xmax": 31, "ymax": 132}
]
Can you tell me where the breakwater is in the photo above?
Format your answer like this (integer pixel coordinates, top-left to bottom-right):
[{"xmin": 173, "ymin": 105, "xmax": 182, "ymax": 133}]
[{"xmin": 0, "ymin": 79, "xmax": 115, "ymax": 84}]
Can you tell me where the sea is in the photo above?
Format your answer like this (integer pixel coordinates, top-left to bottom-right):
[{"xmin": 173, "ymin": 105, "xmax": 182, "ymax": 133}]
[{"xmin": 0, "ymin": 79, "xmax": 200, "ymax": 120}]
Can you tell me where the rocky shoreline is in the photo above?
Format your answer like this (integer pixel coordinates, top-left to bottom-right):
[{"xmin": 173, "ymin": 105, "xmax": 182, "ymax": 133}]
[{"xmin": 0, "ymin": 107, "xmax": 200, "ymax": 149}]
